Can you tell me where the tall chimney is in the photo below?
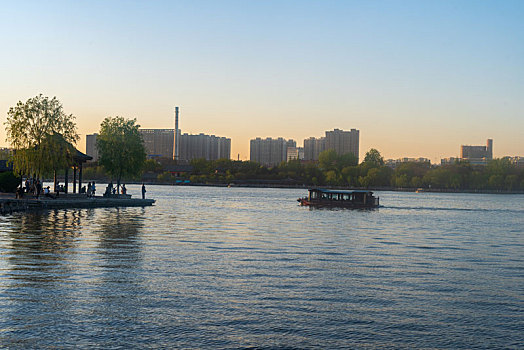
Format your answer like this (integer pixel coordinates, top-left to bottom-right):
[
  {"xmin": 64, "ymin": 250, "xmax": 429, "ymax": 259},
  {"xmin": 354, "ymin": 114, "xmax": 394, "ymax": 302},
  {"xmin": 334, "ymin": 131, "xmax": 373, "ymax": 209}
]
[{"xmin": 173, "ymin": 106, "xmax": 180, "ymax": 160}]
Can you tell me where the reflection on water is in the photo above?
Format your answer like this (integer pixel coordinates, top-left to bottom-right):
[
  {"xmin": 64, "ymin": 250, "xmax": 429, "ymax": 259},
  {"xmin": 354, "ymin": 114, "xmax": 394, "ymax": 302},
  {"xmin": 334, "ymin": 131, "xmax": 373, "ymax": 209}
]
[
  {"xmin": 0, "ymin": 186, "xmax": 522, "ymax": 348},
  {"xmin": 5, "ymin": 210, "xmax": 84, "ymax": 284},
  {"xmin": 0, "ymin": 208, "xmax": 146, "ymax": 348}
]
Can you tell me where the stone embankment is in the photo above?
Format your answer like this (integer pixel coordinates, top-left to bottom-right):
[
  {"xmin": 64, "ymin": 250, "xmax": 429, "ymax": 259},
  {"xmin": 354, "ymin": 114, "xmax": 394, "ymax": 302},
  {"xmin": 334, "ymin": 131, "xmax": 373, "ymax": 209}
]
[{"xmin": 0, "ymin": 193, "xmax": 155, "ymax": 215}]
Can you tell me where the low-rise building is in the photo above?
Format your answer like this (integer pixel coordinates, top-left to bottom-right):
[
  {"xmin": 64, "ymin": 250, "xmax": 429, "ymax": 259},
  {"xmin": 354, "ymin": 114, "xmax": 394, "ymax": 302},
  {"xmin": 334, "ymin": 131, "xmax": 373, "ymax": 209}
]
[
  {"xmin": 441, "ymin": 157, "xmax": 460, "ymax": 166},
  {"xmin": 385, "ymin": 157, "xmax": 431, "ymax": 168},
  {"xmin": 287, "ymin": 147, "xmax": 304, "ymax": 162},
  {"xmin": 507, "ymin": 156, "xmax": 524, "ymax": 167}
]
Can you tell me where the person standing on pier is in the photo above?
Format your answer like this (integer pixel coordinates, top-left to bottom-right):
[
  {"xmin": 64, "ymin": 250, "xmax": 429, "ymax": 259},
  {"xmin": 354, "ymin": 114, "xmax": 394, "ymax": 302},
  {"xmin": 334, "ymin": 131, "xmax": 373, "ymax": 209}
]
[
  {"xmin": 141, "ymin": 183, "xmax": 146, "ymax": 199},
  {"xmin": 35, "ymin": 179, "xmax": 42, "ymax": 199}
]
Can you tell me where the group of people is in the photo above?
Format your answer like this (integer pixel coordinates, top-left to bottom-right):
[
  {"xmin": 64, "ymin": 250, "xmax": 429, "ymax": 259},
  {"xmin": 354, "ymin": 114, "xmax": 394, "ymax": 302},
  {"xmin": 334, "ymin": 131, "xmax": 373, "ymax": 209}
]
[
  {"xmin": 103, "ymin": 183, "xmax": 147, "ymax": 199},
  {"xmin": 102, "ymin": 182, "xmax": 136, "ymax": 197},
  {"xmin": 86, "ymin": 182, "xmax": 96, "ymax": 197},
  {"xmin": 24, "ymin": 178, "xmax": 43, "ymax": 198},
  {"xmin": 15, "ymin": 179, "xmax": 147, "ymax": 200},
  {"xmin": 16, "ymin": 178, "xmax": 61, "ymax": 199}
]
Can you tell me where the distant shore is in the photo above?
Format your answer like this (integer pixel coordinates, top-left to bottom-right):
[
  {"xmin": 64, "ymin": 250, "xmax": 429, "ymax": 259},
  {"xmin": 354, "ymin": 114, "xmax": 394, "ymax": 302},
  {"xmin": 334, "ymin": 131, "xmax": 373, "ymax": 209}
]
[{"xmin": 94, "ymin": 181, "xmax": 524, "ymax": 195}]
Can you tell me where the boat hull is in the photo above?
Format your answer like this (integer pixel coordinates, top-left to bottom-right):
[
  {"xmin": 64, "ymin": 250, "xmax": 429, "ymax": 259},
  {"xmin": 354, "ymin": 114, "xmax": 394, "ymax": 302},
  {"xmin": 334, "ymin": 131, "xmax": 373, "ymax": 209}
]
[{"xmin": 298, "ymin": 198, "xmax": 379, "ymax": 209}]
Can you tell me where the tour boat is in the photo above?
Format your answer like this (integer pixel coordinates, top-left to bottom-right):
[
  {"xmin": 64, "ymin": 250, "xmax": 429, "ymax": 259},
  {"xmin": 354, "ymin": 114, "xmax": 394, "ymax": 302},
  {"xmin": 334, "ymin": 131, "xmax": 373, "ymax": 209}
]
[{"xmin": 298, "ymin": 188, "xmax": 380, "ymax": 208}]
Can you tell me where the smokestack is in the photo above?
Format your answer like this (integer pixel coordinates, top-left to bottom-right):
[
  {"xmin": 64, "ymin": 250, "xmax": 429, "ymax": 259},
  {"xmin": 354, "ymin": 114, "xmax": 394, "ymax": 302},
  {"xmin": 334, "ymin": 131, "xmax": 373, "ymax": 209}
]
[
  {"xmin": 487, "ymin": 138, "xmax": 493, "ymax": 159},
  {"xmin": 173, "ymin": 107, "xmax": 179, "ymax": 160}
]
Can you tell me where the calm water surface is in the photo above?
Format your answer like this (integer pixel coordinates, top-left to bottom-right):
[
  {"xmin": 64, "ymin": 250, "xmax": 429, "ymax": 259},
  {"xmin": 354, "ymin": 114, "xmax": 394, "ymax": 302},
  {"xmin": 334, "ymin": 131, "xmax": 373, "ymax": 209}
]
[{"xmin": 0, "ymin": 186, "xmax": 522, "ymax": 349}]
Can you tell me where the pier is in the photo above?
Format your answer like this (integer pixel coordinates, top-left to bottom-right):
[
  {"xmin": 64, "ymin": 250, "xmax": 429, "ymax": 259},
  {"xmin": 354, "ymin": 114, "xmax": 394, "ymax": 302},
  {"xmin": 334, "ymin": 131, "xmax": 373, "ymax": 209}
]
[{"xmin": 0, "ymin": 193, "xmax": 155, "ymax": 215}]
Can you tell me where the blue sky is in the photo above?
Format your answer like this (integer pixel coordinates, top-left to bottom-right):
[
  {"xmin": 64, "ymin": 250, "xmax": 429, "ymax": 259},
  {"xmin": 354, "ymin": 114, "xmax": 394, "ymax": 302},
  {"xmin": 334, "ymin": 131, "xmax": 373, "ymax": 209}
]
[{"xmin": 1, "ymin": 0, "xmax": 523, "ymax": 161}]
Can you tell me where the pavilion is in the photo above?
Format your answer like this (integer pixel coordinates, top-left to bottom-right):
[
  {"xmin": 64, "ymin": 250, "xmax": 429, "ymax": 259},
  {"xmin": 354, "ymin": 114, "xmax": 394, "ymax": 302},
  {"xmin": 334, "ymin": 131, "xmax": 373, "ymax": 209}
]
[{"xmin": 64, "ymin": 149, "xmax": 93, "ymax": 194}]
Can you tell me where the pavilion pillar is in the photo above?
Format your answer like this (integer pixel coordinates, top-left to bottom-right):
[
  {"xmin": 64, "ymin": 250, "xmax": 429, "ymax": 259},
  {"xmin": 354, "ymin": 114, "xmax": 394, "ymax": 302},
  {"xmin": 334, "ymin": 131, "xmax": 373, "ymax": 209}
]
[
  {"xmin": 73, "ymin": 166, "xmax": 77, "ymax": 193},
  {"xmin": 65, "ymin": 167, "xmax": 69, "ymax": 194},
  {"xmin": 79, "ymin": 163, "xmax": 83, "ymax": 193}
]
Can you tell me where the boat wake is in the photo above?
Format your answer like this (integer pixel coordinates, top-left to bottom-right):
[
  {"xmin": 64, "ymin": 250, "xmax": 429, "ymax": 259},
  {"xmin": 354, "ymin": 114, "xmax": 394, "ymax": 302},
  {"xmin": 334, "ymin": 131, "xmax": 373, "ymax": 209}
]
[{"xmin": 386, "ymin": 206, "xmax": 524, "ymax": 214}]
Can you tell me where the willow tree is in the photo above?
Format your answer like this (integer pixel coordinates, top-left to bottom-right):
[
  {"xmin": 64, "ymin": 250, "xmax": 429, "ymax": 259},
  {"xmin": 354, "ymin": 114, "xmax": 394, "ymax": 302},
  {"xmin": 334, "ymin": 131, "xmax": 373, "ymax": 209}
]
[
  {"xmin": 5, "ymin": 94, "xmax": 78, "ymax": 180},
  {"xmin": 97, "ymin": 116, "xmax": 146, "ymax": 191}
]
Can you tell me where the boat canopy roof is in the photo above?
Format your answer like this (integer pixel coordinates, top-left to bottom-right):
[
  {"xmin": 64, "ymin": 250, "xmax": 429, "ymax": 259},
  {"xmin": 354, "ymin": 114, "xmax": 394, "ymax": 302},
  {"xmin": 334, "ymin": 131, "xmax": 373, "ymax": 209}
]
[{"xmin": 308, "ymin": 188, "xmax": 373, "ymax": 195}]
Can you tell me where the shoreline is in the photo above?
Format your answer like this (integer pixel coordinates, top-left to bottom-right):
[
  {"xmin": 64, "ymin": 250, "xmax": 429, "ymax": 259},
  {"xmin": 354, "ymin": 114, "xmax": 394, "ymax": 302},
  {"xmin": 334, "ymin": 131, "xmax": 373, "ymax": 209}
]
[
  {"xmin": 0, "ymin": 194, "xmax": 155, "ymax": 215},
  {"xmin": 115, "ymin": 181, "xmax": 524, "ymax": 195}
]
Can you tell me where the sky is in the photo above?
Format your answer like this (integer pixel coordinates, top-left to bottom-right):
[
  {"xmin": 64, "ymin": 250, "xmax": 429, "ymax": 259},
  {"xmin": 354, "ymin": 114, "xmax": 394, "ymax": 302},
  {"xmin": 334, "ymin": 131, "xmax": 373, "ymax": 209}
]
[{"xmin": 1, "ymin": 0, "xmax": 523, "ymax": 162}]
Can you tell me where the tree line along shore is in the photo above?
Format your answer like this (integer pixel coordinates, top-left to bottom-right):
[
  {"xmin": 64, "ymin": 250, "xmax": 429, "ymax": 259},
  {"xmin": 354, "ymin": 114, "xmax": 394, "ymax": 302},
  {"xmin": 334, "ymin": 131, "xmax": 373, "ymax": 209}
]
[
  {"xmin": 79, "ymin": 149, "xmax": 524, "ymax": 193},
  {"xmin": 1, "ymin": 94, "xmax": 523, "ymax": 195}
]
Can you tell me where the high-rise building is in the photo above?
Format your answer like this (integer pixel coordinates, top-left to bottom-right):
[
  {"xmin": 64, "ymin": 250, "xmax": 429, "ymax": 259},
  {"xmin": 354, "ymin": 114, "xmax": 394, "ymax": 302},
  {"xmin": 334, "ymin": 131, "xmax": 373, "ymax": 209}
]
[
  {"xmin": 250, "ymin": 137, "xmax": 296, "ymax": 166},
  {"xmin": 88, "ymin": 106, "xmax": 230, "ymax": 162},
  {"xmin": 304, "ymin": 128, "xmax": 359, "ymax": 161},
  {"xmin": 139, "ymin": 129, "xmax": 174, "ymax": 159},
  {"xmin": 303, "ymin": 137, "xmax": 326, "ymax": 161},
  {"xmin": 325, "ymin": 128, "xmax": 360, "ymax": 160},
  {"xmin": 461, "ymin": 139, "xmax": 493, "ymax": 160},
  {"xmin": 178, "ymin": 133, "xmax": 231, "ymax": 161},
  {"xmin": 86, "ymin": 133, "xmax": 98, "ymax": 162},
  {"xmin": 168, "ymin": 106, "xmax": 230, "ymax": 161}
]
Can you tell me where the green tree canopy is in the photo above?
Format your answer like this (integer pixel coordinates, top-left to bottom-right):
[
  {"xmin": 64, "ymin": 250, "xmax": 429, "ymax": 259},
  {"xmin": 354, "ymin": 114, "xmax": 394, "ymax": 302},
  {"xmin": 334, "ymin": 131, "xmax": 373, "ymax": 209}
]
[
  {"xmin": 319, "ymin": 150, "xmax": 358, "ymax": 171},
  {"xmin": 97, "ymin": 116, "xmax": 146, "ymax": 189},
  {"xmin": 318, "ymin": 149, "xmax": 339, "ymax": 171},
  {"xmin": 363, "ymin": 148, "xmax": 384, "ymax": 167},
  {"xmin": 5, "ymin": 94, "xmax": 78, "ymax": 177}
]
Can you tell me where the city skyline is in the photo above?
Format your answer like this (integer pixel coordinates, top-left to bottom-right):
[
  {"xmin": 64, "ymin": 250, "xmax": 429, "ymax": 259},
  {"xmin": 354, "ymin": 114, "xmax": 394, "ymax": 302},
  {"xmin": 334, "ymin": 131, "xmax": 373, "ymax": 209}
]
[{"xmin": 1, "ymin": 1, "xmax": 523, "ymax": 162}]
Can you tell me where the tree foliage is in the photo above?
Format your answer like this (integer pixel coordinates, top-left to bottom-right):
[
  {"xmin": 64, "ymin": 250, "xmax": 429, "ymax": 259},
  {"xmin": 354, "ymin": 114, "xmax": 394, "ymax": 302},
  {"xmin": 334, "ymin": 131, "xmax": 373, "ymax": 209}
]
[
  {"xmin": 0, "ymin": 172, "xmax": 21, "ymax": 192},
  {"xmin": 97, "ymin": 117, "xmax": 146, "ymax": 187},
  {"xmin": 84, "ymin": 143, "xmax": 524, "ymax": 192},
  {"xmin": 363, "ymin": 148, "xmax": 385, "ymax": 167},
  {"xmin": 155, "ymin": 152, "xmax": 524, "ymax": 192},
  {"xmin": 5, "ymin": 94, "xmax": 78, "ymax": 177}
]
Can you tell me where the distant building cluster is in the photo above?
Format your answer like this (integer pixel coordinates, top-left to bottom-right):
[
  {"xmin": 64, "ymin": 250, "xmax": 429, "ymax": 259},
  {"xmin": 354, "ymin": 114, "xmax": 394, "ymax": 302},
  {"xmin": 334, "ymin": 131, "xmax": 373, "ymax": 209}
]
[
  {"xmin": 304, "ymin": 129, "xmax": 359, "ymax": 162},
  {"xmin": 249, "ymin": 128, "xmax": 360, "ymax": 166},
  {"xmin": 250, "ymin": 138, "xmax": 296, "ymax": 166},
  {"xmin": 178, "ymin": 133, "xmax": 231, "ymax": 161},
  {"xmin": 82, "ymin": 113, "xmax": 522, "ymax": 170},
  {"xmin": 138, "ymin": 129, "xmax": 231, "ymax": 161},
  {"xmin": 441, "ymin": 139, "xmax": 494, "ymax": 166},
  {"xmin": 85, "ymin": 108, "xmax": 231, "ymax": 162}
]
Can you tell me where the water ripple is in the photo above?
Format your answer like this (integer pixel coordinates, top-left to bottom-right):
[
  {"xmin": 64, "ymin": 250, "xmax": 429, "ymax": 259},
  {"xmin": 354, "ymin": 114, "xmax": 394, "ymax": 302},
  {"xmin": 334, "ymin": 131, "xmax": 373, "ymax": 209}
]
[{"xmin": 0, "ymin": 186, "xmax": 522, "ymax": 348}]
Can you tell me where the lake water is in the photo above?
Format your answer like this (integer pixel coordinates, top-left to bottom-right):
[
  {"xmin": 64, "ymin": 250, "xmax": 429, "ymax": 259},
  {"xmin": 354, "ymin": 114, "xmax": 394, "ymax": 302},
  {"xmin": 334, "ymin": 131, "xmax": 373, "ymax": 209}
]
[{"xmin": 0, "ymin": 185, "xmax": 522, "ymax": 349}]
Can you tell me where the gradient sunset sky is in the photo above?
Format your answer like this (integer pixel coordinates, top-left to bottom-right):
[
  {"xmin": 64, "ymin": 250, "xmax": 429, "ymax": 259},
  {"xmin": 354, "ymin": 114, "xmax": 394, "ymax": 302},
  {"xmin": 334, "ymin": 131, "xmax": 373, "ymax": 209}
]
[{"xmin": 1, "ymin": 0, "xmax": 523, "ymax": 162}]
